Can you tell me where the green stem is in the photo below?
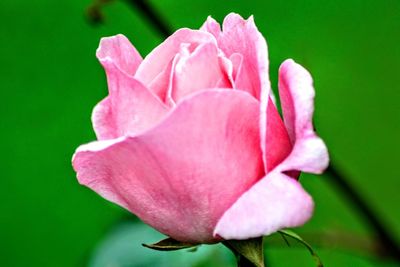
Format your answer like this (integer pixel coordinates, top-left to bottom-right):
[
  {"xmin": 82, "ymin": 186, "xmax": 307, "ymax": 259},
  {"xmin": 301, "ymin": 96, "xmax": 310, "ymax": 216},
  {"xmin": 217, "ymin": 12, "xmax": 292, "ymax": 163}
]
[
  {"xmin": 236, "ymin": 255, "xmax": 263, "ymax": 267},
  {"xmin": 223, "ymin": 237, "xmax": 265, "ymax": 267}
]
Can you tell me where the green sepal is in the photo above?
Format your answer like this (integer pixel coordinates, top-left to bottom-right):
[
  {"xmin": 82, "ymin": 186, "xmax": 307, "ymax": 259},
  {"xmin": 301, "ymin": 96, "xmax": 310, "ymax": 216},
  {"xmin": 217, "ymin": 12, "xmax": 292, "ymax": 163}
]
[
  {"xmin": 142, "ymin": 237, "xmax": 198, "ymax": 251},
  {"xmin": 223, "ymin": 237, "xmax": 264, "ymax": 267},
  {"xmin": 278, "ymin": 230, "xmax": 323, "ymax": 267}
]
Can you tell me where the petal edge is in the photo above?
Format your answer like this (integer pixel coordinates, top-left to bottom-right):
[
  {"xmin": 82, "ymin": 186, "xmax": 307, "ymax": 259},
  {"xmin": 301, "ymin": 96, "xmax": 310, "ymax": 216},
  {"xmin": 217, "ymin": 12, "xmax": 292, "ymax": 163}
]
[{"xmin": 214, "ymin": 171, "xmax": 313, "ymax": 240}]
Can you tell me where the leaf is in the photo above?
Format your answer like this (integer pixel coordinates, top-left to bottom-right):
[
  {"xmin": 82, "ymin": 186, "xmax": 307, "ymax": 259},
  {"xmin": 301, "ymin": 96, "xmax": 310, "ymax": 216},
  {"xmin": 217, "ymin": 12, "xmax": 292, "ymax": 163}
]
[
  {"xmin": 278, "ymin": 230, "xmax": 323, "ymax": 267},
  {"xmin": 223, "ymin": 237, "xmax": 264, "ymax": 267},
  {"xmin": 142, "ymin": 237, "xmax": 198, "ymax": 251}
]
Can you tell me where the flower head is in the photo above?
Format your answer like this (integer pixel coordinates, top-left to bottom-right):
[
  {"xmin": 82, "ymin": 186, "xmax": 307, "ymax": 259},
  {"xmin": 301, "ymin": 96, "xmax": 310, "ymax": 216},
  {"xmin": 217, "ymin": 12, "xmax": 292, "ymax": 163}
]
[{"xmin": 72, "ymin": 13, "xmax": 328, "ymax": 243}]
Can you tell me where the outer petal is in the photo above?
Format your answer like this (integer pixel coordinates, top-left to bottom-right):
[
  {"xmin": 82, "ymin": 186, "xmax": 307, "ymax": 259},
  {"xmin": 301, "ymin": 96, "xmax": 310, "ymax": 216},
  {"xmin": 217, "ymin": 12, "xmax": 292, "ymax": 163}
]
[
  {"xmin": 73, "ymin": 89, "xmax": 264, "ymax": 243},
  {"xmin": 215, "ymin": 60, "xmax": 329, "ymax": 240},
  {"xmin": 171, "ymin": 42, "xmax": 231, "ymax": 102},
  {"xmin": 134, "ymin": 29, "xmax": 216, "ymax": 89},
  {"xmin": 93, "ymin": 56, "xmax": 168, "ymax": 140},
  {"xmin": 278, "ymin": 59, "xmax": 329, "ymax": 173},
  {"xmin": 214, "ymin": 170, "xmax": 313, "ymax": 239},
  {"xmin": 264, "ymin": 98, "xmax": 292, "ymax": 172},
  {"xmin": 96, "ymin": 34, "xmax": 142, "ymax": 76}
]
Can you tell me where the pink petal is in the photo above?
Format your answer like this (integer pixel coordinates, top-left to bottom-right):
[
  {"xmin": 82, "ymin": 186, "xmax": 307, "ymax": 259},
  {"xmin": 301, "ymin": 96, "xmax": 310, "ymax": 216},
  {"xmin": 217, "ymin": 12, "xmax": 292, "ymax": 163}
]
[
  {"xmin": 96, "ymin": 34, "xmax": 142, "ymax": 76},
  {"xmin": 73, "ymin": 89, "xmax": 264, "ymax": 243},
  {"xmin": 216, "ymin": 13, "xmax": 270, "ymax": 100},
  {"xmin": 134, "ymin": 29, "xmax": 216, "ymax": 88},
  {"xmin": 218, "ymin": 55, "xmax": 235, "ymax": 87},
  {"xmin": 278, "ymin": 59, "xmax": 329, "ymax": 173},
  {"xmin": 171, "ymin": 42, "xmax": 231, "ymax": 102},
  {"xmin": 229, "ymin": 53, "xmax": 243, "ymax": 82},
  {"xmin": 213, "ymin": 14, "xmax": 279, "ymax": 173},
  {"xmin": 199, "ymin": 17, "xmax": 235, "ymax": 87},
  {"xmin": 146, "ymin": 58, "xmax": 174, "ymax": 103},
  {"xmin": 281, "ymin": 135, "xmax": 329, "ymax": 174},
  {"xmin": 164, "ymin": 52, "xmax": 181, "ymax": 107},
  {"xmin": 214, "ymin": 170, "xmax": 313, "ymax": 239},
  {"xmin": 93, "ymin": 58, "xmax": 168, "ymax": 140},
  {"xmin": 200, "ymin": 16, "xmax": 221, "ymax": 38},
  {"xmin": 213, "ymin": 60, "xmax": 328, "ymax": 240},
  {"xmin": 264, "ymin": 98, "xmax": 292, "ymax": 172}
]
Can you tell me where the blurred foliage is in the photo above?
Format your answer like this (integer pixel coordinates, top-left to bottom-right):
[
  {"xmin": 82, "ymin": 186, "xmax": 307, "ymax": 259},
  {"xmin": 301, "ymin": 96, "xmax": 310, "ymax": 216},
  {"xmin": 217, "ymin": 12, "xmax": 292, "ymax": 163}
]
[
  {"xmin": 89, "ymin": 221, "xmax": 234, "ymax": 267},
  {"xmin": 0, "ymin": 0, "xmax": 399, "ymax": 266}
]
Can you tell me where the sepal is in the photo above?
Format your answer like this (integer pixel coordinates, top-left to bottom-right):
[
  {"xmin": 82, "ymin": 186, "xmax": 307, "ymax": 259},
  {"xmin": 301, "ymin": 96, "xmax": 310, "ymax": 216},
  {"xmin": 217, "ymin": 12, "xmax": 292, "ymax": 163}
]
[
  {"xmin": 223, "ymin": 237, "xmax": 264, "ymax": 267},
  {"xmin": 142, "ymin": 237, "xmax": 198, "ymax": 251}
]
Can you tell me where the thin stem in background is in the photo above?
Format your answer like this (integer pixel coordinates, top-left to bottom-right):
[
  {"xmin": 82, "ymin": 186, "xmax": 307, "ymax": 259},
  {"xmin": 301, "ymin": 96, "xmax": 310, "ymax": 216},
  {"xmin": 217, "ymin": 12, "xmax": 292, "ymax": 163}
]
[
  {"xmin": 86, "ymin": 0, "xmax": 400, "ymax": 262},
  {"xmin": 86, "ymin": 0, "xmax": 172, "ymax": 35},
  {"xmin": 124, "ymin": 0, "xmax": 172, "ymax": 37},
  {"xmin": 326, "ymin": 166, "xmax": 400, "ymax": 261}
]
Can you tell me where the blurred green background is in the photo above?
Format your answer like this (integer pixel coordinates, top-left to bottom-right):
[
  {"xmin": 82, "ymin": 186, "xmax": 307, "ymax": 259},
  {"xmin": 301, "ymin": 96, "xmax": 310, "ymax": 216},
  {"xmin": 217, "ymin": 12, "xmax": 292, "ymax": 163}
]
[{"xmin": 1, "ymin": 0, "xmax": 399, "ymax": 266}]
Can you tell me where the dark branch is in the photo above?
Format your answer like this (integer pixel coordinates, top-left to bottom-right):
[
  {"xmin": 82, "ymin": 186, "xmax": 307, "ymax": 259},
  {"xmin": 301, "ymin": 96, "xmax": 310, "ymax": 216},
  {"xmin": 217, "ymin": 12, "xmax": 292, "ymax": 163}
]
[
  {"xmin": 86, "ymin": 0, "xmax": 173, "ymax": 36},
  {"xmin": 124, "ymin": 0, "xmax": 172, "ymax": 37},
  {"xmin": 326, "ymin": 165, "xmax": 400, "ymax": 261}
]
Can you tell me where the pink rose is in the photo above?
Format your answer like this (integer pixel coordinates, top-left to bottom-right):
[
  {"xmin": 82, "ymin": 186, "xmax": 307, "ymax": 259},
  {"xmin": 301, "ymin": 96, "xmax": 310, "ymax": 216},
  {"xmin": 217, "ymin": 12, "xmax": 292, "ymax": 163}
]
[{"xmin": 72, "ymin": 13, "xmax": 328, "ymax": 243}]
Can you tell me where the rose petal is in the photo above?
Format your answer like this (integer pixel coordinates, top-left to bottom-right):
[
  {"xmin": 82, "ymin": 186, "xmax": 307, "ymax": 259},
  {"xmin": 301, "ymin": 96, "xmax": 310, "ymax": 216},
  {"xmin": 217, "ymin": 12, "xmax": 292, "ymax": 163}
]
[
  {"xmin": 135, "ymin": 29, "xmax": 217, "ymax": 89},
  {"xmin": 146, "ymin": 58, "xmax": 174, "ymax": 103},
  {"xmin": 217, "ymin": 13, "xmax": 270, "ymax": 100},
  {"xmin": 213, "ymin": 60, "xmax": 328, "ymax": 240},
  {"xmin": 229, "ymin": 53, "xmax": 243, "ymax": 82},
  {"xmin": 164, "ymin": 52, "xmax": 182, "ymax": 107},
  {"xmin": 281, "ymin": 135, "xmax": 329, "ymax": 174},
  {"xmin": 206, "ymin": 14, "xmax": 279, "ymax": 173},
  {"xmin": 264, "ymin": 98, "xmax": 292, "ymax": 172},
  {"xmin": 278, "ymin": 59, "xmax": 329, "ymax": 173},
  {"xmin": 96, "ymin": 34, "xmax": 142, "ymax": 76},
  {"xmin": 171, "ymin": 42, "xmax": 231, "ymax": 102},
  {"xmin": 73, "ymin": 89, "xmax": 264, "ymax": 243},
  {"xmin": 93, "ymin": 58, "xmax": 168, "ymax": 140},
  {"xmin": 200, "ymin": 16, "xmax": 221, "ymax": 38},
  {"xmin": 218, "ymin": 55, "xmax": 235, "ymax": 87},
  {"xmin": 214, "ymin": 170, "xmax": 313, "ymax": 239}
]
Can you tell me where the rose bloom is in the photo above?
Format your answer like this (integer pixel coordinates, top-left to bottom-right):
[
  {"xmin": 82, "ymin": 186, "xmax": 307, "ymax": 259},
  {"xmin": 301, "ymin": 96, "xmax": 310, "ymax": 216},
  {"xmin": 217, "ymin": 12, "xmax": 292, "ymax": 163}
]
[{"xmin": 72, "ymin": 13, "xmax": 328, "ymax": 244}]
